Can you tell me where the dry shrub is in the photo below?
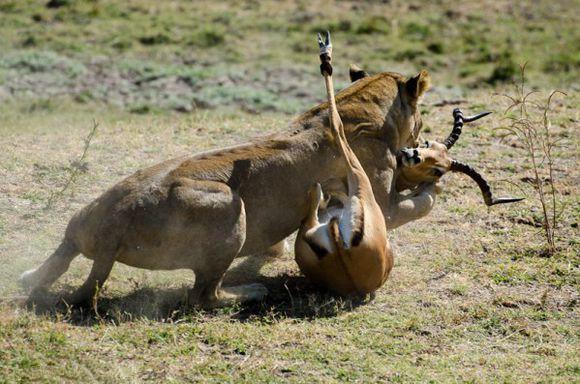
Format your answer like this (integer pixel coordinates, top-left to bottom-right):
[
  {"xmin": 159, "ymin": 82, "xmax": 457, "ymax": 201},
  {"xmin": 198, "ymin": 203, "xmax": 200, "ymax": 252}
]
[{"xmin": 499, "ymin": 63, "xmax": 566, "ymax": 255}]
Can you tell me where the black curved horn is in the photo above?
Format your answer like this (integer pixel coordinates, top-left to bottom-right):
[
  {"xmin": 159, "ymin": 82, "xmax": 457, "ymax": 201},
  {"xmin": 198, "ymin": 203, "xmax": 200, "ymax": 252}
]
[
  {"xmin": 443, "ymin": 108, "xmax": 492, "ymax": 149},
  {"xmin": 449, "ymin": 160, "xmax": 524, "ymax": 206}
]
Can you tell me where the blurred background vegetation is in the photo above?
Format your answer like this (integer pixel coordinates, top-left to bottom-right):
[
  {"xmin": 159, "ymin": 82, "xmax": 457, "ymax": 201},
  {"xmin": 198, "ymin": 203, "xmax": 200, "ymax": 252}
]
[{"xmin": 0, "ymin": 0, "xmax": 578, "ymax": 114}]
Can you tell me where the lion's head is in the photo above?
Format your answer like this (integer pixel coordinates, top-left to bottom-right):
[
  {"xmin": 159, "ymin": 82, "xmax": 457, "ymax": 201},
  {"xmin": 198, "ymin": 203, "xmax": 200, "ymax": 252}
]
[{"xmin": 295, "ymin": 64, "xmax": 431, "ymax": 154}]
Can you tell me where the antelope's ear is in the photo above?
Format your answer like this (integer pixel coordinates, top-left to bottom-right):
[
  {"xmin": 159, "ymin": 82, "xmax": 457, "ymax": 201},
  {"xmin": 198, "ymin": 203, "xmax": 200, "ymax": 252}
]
[
  {"xmin": 406, "ymin": 70, "xmax": 431, "ymax": 102},
  {"xmin": 349, "ymin": 64, "xmax": 369, "ymax": 82}
]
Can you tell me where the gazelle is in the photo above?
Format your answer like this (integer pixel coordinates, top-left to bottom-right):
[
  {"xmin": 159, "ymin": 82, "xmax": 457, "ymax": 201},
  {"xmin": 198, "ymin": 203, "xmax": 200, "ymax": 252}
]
[
  {"xmin": 397, "ymin": 108, "xmax": 524, "ymax": 206},
  {"xmin": 295, "ymin": 32, "xmax": 392, "ymax": 296}
]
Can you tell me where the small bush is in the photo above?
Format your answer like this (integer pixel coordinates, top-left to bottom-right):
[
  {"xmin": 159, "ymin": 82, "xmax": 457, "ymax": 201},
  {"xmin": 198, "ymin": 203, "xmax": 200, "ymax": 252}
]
[
  {"xmin": 355, "ymin": 16, "xmax": 389, "ymax": 35},
  {"xmin": 487, "ymin": 52, "xmax": 517, "ymax": 84},
  {"xmin": 32, "ymin": 13, "xmax": 46, "ymax": 22},
  {"xmin": 403, "ymin": 22, "xmax": 431, "ymax": 40},
  {"xmin": 129, "ymin": 105, "xmax": 152, "ymax": 114},
  {"xmin": 426, "ymin": 41, "xmax": 444, "ymax": 54},
  {"xmin": 22, "ymin": 99, "xmax": 56, "ymax": 113},
  {"xmin": 46, "ymin": 0, "xmax": 72, "ymax": 8},
  {"xmin": 21, "ymin": 36, "xmax": 38, "ymax": 48},
  {"xmin": 112, "ymin": 39, "xmax": 133, "ymax": 51},
  {"xmin": 465, "ymin": 43, "xmax": 493, "ymax": 63},
  {"xmin": 212, "ymin": 12, "xmax": 234, "ymax": 26},
  {"xmin": 394, "ymin": 48, "xmax": 426, "ymax": 61},
  {"xmin": 0, "ymin": 1, "xmax": 17, "ymax": 12},
  {"xmin": 74, "ymin": 90, "xmax": 94, "ymax": 103},
  {"xmin": 139, "ymin": 33, "xmax": 171, "ymax": 46},
  {"xmin": 458, "ymin": 64, "xmax": 482, "ymax": 78},
  {"xmin": 309, "ymin": 19, "xmax": 352, "ymax": 33},
  {"xmin": 544, "ymin": 52, "xmax": 580, "ymax": 73},
  {"xmin": 189, "ymin": 27, "xmax": 226, "ymax": 48}
]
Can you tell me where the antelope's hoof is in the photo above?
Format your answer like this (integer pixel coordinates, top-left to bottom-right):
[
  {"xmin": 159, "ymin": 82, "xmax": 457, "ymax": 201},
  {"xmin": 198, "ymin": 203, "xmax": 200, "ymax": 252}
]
[{"xmin": 317, "ymin": 31, "xmax": 332, "ymax": 54}]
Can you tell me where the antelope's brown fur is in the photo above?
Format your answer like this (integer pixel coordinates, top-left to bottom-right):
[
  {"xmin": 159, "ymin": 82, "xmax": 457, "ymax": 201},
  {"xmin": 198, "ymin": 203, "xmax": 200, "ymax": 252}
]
[
  {"xmin": 295, "ymin": 58, "xmax": 393, "ymax": 296},
  {"xmin": 397, "ymin": 141, "xmax": 452, "ymax": 191}
]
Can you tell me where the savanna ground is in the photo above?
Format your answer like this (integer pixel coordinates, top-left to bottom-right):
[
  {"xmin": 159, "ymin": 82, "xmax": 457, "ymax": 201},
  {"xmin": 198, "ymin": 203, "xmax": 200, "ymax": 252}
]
[{"xmin": 0, "ymin": 1, "xmax": 578, "ymax": 382}]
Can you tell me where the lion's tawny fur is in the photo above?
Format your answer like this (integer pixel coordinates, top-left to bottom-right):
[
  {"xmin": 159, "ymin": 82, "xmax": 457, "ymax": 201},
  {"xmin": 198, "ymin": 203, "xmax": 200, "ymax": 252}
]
[{"xmin": 21, "ymin": 68, "xmax": 437, "ymax": 307}]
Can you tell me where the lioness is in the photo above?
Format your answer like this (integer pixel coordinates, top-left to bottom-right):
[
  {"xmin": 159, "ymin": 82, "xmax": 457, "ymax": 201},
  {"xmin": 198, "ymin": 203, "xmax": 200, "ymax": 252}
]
[
  {"xmin": 21, "ymin": 56, "xmax": 436, "ymax": 308},
  {"xmin": 295, "ymin": 32, "xmax": 392, "ymax": 296}
]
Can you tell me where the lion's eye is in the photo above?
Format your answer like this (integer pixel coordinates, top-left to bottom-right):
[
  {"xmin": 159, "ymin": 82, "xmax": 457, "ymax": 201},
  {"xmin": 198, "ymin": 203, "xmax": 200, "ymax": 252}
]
[{"xmin": 432, "ymin": 168, "xmax": 443, "ymax": 177}]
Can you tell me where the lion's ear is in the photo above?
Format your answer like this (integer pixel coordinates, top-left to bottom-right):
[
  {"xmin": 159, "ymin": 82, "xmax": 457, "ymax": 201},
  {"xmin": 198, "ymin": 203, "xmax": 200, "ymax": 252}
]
[
  {"xmin": 406, "ymin": 70, "xmax": 431, "ymax": 101},
  {"xmin": 349, "ymin": 64, "xmax": 369, "ymax": 82}
]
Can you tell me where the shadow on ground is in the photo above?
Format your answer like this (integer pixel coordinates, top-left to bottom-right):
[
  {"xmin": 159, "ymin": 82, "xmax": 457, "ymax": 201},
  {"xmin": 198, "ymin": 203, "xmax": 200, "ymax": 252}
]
[{"xmin": 17, "ymin": 255, "xmax": 367, "ymax": 326}]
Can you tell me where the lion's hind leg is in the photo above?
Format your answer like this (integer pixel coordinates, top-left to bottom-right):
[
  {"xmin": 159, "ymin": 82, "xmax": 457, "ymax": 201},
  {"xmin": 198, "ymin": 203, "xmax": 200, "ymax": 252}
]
[
  {"xmin": 64, "ymin": 251, "xmax": 116, "ymax": 306},
  {"xmin": 166, "ymin": 178, "xmax": 266, "ymax": 308},
  {"xmin": 188, "ymin": 248, "xmax": 267, "ymax": 309}
]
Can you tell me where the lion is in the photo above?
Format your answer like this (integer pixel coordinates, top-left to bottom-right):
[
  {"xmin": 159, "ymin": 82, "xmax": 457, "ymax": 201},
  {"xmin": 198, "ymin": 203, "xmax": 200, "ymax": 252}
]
[
  {"xmin": 20, "ymin": 54, "xmax": 437, "ymax": 308},
  {"xmin": 295, "ymin": 32, "xmax": 392, "ymax": 297}
]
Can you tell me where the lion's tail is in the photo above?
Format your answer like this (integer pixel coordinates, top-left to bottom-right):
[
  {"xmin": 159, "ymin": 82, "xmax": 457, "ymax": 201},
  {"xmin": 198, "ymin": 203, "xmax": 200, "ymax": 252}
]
[{"xmin": 19, "ymin": 238, "xmax": 79, "ymax": 292}]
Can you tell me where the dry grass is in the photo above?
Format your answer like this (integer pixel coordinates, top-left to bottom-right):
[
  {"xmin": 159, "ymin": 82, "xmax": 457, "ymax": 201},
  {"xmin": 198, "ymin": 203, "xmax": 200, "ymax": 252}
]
[{"xmin": 0, "ymin": 89, "xmax": 577, "ymax": 382}]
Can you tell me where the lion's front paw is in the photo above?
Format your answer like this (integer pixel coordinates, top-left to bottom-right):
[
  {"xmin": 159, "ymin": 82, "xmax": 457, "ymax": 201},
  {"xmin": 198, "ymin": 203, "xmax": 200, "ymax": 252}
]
[{"xmin": 220, "ymin": 283, "xmax": 269, "ymax": 304}]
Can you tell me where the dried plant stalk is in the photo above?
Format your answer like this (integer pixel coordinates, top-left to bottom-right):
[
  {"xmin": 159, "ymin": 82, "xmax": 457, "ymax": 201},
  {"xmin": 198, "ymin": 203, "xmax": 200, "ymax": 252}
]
[
  {"xmin": 499, "ymin": 63, "xmax": 565, "ymax": 255},
  {"xmin": 45, "ymin": 120, "xmax": 99, "ymax": 209}
]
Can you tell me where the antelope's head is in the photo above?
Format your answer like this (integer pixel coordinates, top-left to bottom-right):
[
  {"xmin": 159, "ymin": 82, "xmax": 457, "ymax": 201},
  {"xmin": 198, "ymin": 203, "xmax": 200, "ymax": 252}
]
[{"xmin": 397, "ymin": 109, "xmax": 524, "ymax": 206}]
